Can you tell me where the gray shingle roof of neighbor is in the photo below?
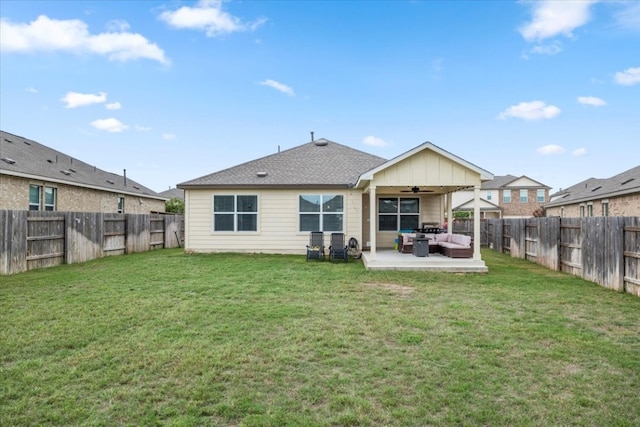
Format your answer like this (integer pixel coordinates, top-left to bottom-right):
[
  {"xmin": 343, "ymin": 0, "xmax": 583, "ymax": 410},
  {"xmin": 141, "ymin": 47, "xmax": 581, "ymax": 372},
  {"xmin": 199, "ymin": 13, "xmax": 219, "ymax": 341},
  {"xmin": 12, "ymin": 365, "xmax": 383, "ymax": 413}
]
[
  {"xmin": 480, "ymin": 175, "xmax": 550, "ymax": 190},
  {"xmin": 0, "ymin": 130, "xmax": 165, "ymax": 200},
  {"xmin": 545, "ymin": 164, "xmax": 640, "ymax": 207},
  {"xmin": 158, "ymin": 187, "xmax": 184, "ymax": 200},
  {"xmin": 178, "ymin": 138, "xmax": 388, "ymax": 188}
]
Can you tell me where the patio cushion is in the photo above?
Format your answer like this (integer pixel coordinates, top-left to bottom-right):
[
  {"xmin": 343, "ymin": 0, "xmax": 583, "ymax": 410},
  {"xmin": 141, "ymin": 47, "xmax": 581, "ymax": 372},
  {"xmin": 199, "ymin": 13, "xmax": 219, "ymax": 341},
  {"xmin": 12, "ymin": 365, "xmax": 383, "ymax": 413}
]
[
  {"xmin": 439, "ymin": 241, "xmax": 467, "ymax": 249},
  {"xmin": 402, "ymin": 233, "xmax": 416, "ymax": 244},
  {"xmin": 435, "ymin": 233, "xmax": 450, "ymax": 243},
  {"xmin": 450, "ymin": 234, "xmax": 471, "ymax": 247}
]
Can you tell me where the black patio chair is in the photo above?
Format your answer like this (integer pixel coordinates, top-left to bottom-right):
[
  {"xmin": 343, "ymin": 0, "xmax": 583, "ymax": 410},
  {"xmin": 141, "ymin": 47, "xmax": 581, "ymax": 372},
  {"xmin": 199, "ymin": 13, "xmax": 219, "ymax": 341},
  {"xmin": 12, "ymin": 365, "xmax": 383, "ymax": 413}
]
[
  {"xmin": 306, "ymin": 231, "xmax": 325, "ymax": 261},
  {"xmin": 329, "ymin": 233, "xmax": 348, "ymax": 263}
]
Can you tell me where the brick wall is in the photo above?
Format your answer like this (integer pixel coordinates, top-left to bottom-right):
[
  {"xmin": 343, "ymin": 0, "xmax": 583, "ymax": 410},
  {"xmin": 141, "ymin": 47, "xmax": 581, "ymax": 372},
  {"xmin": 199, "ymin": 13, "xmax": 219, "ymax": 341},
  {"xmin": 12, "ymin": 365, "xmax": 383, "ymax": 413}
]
[
  {"xmin": 0, "ymin": 174, "xmax": 165, "ymax": 213},
  {"xmin": 546, "ymin": 193, "xmax": 640, "ymax": 217},
  {"xmin": 500, "ymin": 188, "xmax": 548, "ymax": 218}
]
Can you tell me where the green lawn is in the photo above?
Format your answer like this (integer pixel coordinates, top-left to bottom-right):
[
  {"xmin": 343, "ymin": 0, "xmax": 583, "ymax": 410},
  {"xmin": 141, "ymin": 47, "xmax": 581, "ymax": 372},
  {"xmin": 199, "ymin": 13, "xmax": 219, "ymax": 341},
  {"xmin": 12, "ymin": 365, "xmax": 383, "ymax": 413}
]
[{"xmin": 1, "ymin": 249, "xmax": 639, "ymax": 426}]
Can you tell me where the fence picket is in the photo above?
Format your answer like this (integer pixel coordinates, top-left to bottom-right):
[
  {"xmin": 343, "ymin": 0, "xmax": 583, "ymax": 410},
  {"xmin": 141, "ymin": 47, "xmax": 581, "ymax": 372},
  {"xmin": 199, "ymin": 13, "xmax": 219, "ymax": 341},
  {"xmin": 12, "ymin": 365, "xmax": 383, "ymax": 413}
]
[{"xmin": 1, "ymin": 210, "xmax": 183, "ymax": 275}]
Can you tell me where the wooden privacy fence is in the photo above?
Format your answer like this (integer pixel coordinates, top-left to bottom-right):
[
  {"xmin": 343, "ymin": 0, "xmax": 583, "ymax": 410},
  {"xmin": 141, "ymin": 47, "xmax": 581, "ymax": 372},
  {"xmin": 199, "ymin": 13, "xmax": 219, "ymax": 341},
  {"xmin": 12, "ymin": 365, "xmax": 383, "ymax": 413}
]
[
  {"xmin": 485, "ymin": 216, "xmax": 640, "ymax": 297},
  {"xmin": 0, "ymin": 210, "xmax": 183, "ymax": 275}
]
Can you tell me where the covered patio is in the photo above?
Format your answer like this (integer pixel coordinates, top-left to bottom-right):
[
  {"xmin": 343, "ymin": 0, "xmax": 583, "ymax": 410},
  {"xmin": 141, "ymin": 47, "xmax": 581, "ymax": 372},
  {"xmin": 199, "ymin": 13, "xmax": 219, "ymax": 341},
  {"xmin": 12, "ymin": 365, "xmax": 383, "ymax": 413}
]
[
  {"xmin": 360, "ymin": 250, "xmax": 488, "ymax": 272},
  {"xmin": 354, "ymin": 142, "xmax": 494, "ymax": 272}
]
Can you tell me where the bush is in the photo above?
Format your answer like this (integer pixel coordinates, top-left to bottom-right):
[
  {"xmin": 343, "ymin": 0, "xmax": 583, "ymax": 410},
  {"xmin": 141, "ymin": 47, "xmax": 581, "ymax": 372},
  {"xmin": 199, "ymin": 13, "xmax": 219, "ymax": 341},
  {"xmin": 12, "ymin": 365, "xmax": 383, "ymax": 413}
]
[{"xmin": 165, "ymin": 197, "xmax": 184, "ymax": 214}]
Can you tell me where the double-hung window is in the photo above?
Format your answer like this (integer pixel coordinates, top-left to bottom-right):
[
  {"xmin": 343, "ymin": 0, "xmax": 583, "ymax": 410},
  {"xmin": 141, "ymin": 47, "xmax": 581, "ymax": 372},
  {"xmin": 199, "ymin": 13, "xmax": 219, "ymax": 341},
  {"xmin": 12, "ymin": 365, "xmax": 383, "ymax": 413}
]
[
  {"xmin": 29, "ymin": 184, "xmax": 57, "ymax": 211},
  {"xmin": 378, "ymin": 197, "xmax": 419, "ymax": 231},
  {"xmin": 44, "ymin": 187, "xmax": 57, "ymax": 211},
  {"xmin": 503, "ymin": 189, "xmax": 511, "ymax": 203},
  {"xmin": 29, "ymin": 185, "xmax": 41, "ymax": 210},
  {"xmin": 536, "ymin": 189, "xmax": 545, "ymax": 203},
  {"xmin": 520, "ymin": 189, "xmax": 528, "ymax": 203},
  {"xmin": 118, "ymin": 196, "xmax": 125, "ymax": 214},
  {"xmin": 299, "ymin": 194, "xmax": 343, "ymax": 232},
  {"xmin": 213, "ymin": 195, "xmax": 258, "ymax": 232}
]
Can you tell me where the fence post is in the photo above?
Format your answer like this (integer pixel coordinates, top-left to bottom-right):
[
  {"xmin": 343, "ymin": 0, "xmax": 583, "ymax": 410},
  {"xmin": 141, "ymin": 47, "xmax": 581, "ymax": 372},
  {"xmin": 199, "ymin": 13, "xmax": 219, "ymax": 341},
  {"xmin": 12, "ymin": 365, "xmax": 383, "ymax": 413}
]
[{"xmin": 0, "ymin": 210, "xmax": 28, "ymax": 275}]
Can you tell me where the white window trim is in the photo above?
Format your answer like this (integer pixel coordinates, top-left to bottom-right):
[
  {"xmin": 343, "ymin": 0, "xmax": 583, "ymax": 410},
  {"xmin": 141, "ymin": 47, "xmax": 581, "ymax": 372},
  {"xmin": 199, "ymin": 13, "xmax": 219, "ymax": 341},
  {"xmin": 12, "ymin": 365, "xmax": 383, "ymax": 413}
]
[
  {"xmin": 519, "ymin": 189, "xmax": 528, "ymax": 203},
  {"xmin": 377, "ymin": 196, "xmax": 420, "ymax": 232},
  {"xmin": 29, "ymin": 184, "xmax": 41, "ymax": 210},
  {"xmin": 212, "ymin": 194, "xmax": 259, "ymax": 233},
  {"xmin": 44, "ymin": 186, "xmax": 57, "ymax": 211},
  {"xmin": 298, "ymin": 194, "xmax": 345, "ymax": 233}
]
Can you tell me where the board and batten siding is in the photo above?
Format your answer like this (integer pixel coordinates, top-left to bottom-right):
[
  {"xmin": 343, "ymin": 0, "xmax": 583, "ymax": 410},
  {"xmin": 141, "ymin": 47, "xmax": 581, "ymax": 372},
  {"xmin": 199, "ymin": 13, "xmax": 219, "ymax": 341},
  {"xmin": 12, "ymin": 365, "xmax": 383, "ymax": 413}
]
[
  {"xmin": 371, "ymin": 150, "xmax": 480, "ymax": 187},
  {"xmin": 184, "ymin": 188, "xmax": 363, "ymax": 254}
]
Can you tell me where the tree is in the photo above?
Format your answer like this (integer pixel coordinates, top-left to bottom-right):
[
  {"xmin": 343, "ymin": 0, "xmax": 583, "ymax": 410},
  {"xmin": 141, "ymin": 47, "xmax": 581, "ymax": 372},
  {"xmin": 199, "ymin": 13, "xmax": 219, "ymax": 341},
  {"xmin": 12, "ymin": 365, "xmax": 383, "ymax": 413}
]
[
  {"xmin": 165, "ymin": 197, "xmax": 184, "ymax": 214},
  {"xmin": 532, "ymin": 206, "xmax": 546, "ymax": 217}
]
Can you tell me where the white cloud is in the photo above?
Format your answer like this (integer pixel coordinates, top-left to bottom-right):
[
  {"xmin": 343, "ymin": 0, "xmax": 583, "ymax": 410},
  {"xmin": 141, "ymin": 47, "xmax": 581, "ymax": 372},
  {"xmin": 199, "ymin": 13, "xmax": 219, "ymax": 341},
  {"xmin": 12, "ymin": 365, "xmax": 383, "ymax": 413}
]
[
  {"xmin": 0, "ymin": 15, "xmax": 169, "ymax": 64},
  {"xmin": 362, "ymin": 136, "xmax": 388, "ymax": 148},
  {"xmin": 572, "ymin": 148, "xmax": 587, "ymax": 156},
  {"xmin": 106, "ymin": 19, "xmax": 130, "ymax": 32},
  {"xmin": 537, "ymin": 145, "xmax": 565, "ymax": 155},
  {"xmin": 527, "ymin": 40, "xmax": 563, "ymax": 56},
  {"xmin": 577, "ymin": 96, "xmax": 606, "ymax": 106},
  {"xmin": 91, "ymin": 118, "xmax": 128, "ymax": 132},
  {"xmin": 26, "ymin": 86, "xmax": 38, "ymax": 93},
  {"xmin": 259, "ymin": 79, "xmax": 294, "ymax": 96},
  {"xmin": 614, "ymin": 2, "xmax": 640, "ymax": 31},
  {"xmin": 519, "ymin": 0, "xmax": 597, "ymax": 42},
  {"xmin": 614, "ymin": 67, "xmax": 640, "ymax": 85},
  {"xmin": 159, "ymin": 0, "xmax": 266, "ymax": 37},
  {"xmin": 497, "ymin": 100, "xmax": 561, "ymax": 121},
  {"xmin": 105, "ymin": 102, "xmax": 121, "ymax": 110},
  {"xmin": 61, "ymin": 91, "xmax": 107, "ymax": 108},
  {"xmin": 162, "ymin": 133, "xmax": 176, "ymax": 140},
  {"xmin": 135, "ymin": 125, "xmax": 152, "ymax": 131}
]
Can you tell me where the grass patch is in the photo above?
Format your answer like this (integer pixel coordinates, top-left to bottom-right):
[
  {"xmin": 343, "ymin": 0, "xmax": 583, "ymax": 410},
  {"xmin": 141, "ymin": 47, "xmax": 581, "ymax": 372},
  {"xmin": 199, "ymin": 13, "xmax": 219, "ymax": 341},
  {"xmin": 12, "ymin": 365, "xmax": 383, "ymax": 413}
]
[{"xmin": 1, "ymin": 249, "xmax": 639, "ymax": 426}]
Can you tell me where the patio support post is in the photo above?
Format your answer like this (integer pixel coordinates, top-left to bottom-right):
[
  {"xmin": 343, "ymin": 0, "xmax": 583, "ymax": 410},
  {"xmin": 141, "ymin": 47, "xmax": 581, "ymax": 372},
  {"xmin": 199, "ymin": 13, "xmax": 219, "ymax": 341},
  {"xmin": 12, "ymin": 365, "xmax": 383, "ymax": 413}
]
[
  {"xmin": 446, "ymin": 191, "xmax": 453, "ymax": 234},
  {"xmin": 473, "ymin": 184, "xmax": 481, "ymax": 260},
  {"xmin": 369, "ymin": 185, "xmax": 377, "ymax": 260}
]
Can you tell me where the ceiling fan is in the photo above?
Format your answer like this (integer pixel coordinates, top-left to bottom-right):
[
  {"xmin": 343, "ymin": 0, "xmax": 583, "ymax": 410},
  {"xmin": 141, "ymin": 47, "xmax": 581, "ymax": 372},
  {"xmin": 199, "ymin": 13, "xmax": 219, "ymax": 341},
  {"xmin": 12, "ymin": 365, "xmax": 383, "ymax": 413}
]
[{"xmin": 400, "ymin": 186, "xmax": 434, "ymax": 194}]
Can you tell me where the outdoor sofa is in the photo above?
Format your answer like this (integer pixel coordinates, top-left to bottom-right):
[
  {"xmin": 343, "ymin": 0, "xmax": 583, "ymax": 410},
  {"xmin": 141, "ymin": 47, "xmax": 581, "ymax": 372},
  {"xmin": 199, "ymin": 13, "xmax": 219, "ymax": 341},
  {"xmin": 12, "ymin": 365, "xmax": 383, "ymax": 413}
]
[{"xmin": 398, "ymin": 232, "xmax": 473, "ymax": 258}]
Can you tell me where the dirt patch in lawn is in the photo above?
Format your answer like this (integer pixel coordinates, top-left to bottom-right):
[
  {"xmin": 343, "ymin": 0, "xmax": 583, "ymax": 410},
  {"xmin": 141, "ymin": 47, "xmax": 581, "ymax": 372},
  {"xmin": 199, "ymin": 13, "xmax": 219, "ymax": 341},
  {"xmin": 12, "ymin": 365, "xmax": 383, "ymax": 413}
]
[{"xmin": 362, "ymin": 282, "xmax": 415, "ymax": 298}]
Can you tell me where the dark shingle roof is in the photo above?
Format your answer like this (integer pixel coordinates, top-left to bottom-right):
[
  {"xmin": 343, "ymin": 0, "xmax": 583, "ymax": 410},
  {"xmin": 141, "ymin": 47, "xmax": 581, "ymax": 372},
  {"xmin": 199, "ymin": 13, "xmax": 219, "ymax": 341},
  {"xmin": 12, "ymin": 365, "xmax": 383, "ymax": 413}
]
[
  {"xmin": 158, "ymin": 187, "xmax": 184, "ymax": 200},
  {"xmin": 480, "ymin": 175, "xmax": 550, "ymax": 190},
  {"xmin": 0, "ymin": 130, "xmax": 164, "ymax": 199},
  {"xmin": 480, "ymin": 175, "xmax": 518, "ymax": 189},
  {"xmin": 545, "ymin": 165, "xmax": 640, "ymax": 207},
  {"xmin": 178, "ymin": 138, "xmax": 387, "ymax": 188}
]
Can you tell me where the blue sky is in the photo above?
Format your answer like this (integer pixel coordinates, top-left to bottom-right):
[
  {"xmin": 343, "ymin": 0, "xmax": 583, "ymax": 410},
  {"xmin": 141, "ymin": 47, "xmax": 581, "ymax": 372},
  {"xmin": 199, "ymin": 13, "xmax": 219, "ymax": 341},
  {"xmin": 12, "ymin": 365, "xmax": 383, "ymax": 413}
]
[{"xmin": 1, "ymin": 0, "xmax": 638, "ymax": 194}]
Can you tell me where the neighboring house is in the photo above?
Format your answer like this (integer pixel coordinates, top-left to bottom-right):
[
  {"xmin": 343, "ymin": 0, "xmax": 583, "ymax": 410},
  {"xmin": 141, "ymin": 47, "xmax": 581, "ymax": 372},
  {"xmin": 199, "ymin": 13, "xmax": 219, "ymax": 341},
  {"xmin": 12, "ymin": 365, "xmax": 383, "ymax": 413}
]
[
  {"xmin": 451, "ymin": 175, "xmax": 551, "ymax": 219},
  {"xmin": 178, "ymin": 138, "xmax": 493, "ymax": 260},
  {"xmin": 545, "ymin": 165, "xmax": 640, "ymax": 217},
  {"xmin": 0, "ymin": 130, "xmax": 166, "ymax": 213},
  {"xmin": 159, "ymin": 187, "xmax": 184, "ymax": 200}
]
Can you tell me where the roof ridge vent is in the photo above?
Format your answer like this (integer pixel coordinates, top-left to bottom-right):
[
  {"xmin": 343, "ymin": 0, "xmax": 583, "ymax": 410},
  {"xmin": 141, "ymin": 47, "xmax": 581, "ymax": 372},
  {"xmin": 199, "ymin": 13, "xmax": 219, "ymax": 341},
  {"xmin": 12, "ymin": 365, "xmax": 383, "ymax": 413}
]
[
  {"xmin": 256, "ymin": 171, "xmax": 268, "ymax": 177},
  {"xmin": 1, "ymin": 157, "xmax": 16, "ymax": 165},
  {"xmin": 313, "ymin": 138, "xmax": 329, "ymax": 146}
]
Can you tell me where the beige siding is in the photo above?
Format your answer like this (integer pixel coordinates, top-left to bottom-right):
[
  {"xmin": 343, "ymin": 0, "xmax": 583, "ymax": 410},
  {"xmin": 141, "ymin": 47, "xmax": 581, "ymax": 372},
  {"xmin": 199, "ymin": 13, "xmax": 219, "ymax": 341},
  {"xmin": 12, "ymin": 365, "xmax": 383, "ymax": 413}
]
[
  {"xmin": 0, "ymin": 174, "xmax": 164, "ymax": 213},
  {"xmin": 184, "ymin": 188, "xmax": 363, "ymax": 254},
  {"xmin": 371, "ymin": 150, "xmax": 480, "ymax": 187},
  {"xmin": 506, "ymin": 177, "xmax": 540, "ymax": 187}
]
